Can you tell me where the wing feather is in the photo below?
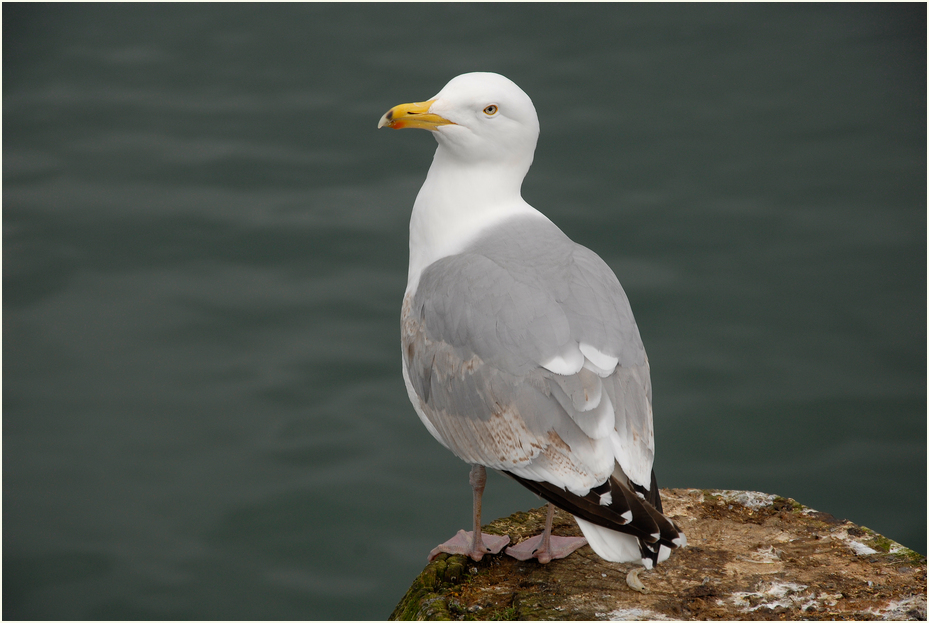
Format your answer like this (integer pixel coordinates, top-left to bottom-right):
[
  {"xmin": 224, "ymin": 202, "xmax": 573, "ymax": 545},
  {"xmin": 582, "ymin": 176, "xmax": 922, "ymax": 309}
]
[{"xmin": 402, "ymin": 216, "xmax": 655, "ymax": 491}]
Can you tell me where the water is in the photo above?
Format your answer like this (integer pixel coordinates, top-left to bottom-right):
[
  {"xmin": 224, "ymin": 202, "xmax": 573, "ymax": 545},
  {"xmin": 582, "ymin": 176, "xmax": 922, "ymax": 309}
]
[{"xmin": 3, "ymin": 4, "xmax": 925, "ymax": 620}]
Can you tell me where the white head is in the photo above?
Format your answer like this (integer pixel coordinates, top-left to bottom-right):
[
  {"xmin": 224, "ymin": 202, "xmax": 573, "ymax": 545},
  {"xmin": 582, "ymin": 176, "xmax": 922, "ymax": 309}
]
[
  {"xmin": 379, "ymin": 73, "xmax": 546, "ymax": 288},
  {"xmin": 378, "ymin": 72, "xmax": 540, "ymax": 170}
]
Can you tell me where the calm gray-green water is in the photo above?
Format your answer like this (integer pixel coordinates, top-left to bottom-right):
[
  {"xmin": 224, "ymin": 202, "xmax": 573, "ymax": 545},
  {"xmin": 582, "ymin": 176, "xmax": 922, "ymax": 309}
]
[{"xmin": 4, "ymin": 4, "xmax": 925, "ymax": 620}]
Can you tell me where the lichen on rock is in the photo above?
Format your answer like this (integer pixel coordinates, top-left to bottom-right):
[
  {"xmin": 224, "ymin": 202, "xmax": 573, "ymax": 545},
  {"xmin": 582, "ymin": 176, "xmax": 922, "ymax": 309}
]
[{"xmin": 390, "ymin": 489, "xmax": 927, "ymax": 621}]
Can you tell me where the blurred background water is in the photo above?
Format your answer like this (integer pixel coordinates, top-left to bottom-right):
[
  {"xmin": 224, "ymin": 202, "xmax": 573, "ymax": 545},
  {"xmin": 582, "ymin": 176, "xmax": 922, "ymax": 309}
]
[{"xmin": 3, "ymin": 3, "xmax": 925, "ymax": 620}]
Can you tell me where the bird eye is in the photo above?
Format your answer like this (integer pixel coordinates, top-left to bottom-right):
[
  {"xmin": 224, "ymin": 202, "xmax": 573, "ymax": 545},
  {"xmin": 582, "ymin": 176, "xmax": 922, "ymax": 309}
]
[{"xmin": 483, "ymin": 104, "xmax": 498, "ymax": 116}]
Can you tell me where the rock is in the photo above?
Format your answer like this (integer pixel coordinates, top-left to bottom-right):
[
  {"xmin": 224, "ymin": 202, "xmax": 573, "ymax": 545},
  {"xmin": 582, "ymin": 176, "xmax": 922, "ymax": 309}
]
[{"xmin": 389, "ymin": 489, "xmax": 926, "ymax": 621}]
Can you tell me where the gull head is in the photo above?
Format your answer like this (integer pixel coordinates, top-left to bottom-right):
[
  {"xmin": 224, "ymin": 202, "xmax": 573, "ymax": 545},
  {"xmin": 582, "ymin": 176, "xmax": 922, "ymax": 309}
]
[{"xmin": 378, "ymin": 72, "xmax": 539, "ymax": 167}]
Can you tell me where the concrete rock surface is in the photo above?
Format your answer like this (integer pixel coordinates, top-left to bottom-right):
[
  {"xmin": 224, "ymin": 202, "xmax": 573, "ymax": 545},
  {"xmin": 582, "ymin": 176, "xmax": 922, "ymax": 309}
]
[{"xmin": 390, "ymin": 489, "xmax": 926, "ymax": 621}]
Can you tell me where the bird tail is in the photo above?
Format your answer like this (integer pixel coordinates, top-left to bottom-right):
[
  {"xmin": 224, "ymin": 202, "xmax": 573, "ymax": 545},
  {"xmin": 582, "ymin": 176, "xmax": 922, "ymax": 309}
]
[{"xmin": 503, "ymin": 468, "xmax": 685, "ymax": 567}]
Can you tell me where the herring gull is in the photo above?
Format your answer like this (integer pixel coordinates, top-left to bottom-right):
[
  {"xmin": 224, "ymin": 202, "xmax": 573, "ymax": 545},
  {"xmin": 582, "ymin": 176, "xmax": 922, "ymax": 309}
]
[{"xmin": 378, "ymin": 72, "xmax": 685, "ymax": 567}]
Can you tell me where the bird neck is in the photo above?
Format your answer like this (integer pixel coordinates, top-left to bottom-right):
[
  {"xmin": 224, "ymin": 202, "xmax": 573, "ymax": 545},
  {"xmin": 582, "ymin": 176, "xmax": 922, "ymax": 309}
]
[{"xmin": 405, "ymin": 146, "xmax": 541, "ymax": 293}]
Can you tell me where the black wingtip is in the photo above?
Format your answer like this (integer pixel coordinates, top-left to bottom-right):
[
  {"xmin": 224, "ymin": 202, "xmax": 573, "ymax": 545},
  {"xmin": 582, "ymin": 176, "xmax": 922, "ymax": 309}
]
[{"xmin": 502, "ymin": 468, "xmax": 683, "ymax": 566}]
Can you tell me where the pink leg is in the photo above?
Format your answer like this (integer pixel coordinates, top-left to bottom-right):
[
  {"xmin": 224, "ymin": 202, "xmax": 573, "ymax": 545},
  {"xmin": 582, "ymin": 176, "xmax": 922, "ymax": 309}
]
[
  {"xmin": 505, "ymin": 503, "xmax": 588, "ymax": 563},
  {"xmin": 428, "ymin": 465, "xmax": 510, "ymax": 561}
]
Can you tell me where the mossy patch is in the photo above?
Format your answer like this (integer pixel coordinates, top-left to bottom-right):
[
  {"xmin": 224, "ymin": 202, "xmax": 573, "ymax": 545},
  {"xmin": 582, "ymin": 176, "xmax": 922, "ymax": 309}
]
[
  {"xmin": 855, "ymin": 526, "xmax": 927, "ymax": 565},
  {"xmin": 772, "ymin": 495, "xmax": 804, "ymax": 512},
  {"xmin": 891, "ymin": 546, "xmax": 927, "ymax": 565},
  {"xmin": 702, "ymin": 490, "xmax": 722, "ymax": 505},
  {"xmin": 864, "ymin": 529, "xmax": 894, "ymax": 553}
]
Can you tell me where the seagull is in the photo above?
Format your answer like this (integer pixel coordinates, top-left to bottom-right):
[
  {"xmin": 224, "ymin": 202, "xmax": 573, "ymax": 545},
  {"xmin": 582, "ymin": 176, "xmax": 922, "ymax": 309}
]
[{"xmin": 378, "ymin": 72, "xmax": 684, "ymax": 567}]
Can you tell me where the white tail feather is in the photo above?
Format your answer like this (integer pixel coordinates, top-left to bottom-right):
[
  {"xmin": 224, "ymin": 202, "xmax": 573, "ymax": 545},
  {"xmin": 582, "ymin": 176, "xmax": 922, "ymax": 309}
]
[
  {"xmin": 657, "ymin": 544, "xmax": 672, "ymax": 565},
  {"xmin": 573, "ymin": 516, "xmax": 643, "ymax": 564}
]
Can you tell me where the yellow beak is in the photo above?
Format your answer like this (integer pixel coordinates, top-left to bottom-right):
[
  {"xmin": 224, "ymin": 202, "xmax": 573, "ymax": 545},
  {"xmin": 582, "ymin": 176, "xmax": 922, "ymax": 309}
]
[{"xmin": 377, "ymin": 99, "xmax": 455, "ymax": 130}]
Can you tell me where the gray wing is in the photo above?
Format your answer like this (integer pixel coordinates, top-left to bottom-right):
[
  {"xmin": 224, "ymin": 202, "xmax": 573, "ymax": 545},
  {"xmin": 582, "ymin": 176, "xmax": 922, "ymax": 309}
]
[{"xmin": 402, "ymin": 216, "xmax": 655, "ymax": 492}]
